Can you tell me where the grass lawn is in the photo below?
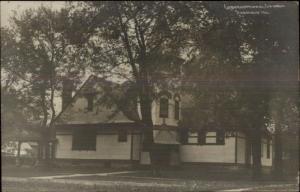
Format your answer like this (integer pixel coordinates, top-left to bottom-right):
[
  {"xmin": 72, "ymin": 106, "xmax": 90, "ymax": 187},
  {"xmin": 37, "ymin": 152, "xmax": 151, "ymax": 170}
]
[
  {"xmin": 2, "ymin": 165, "xmax": 298, "ymax": 191},
  {"xmin": 2, "ymin": 177, "xmax": 299, "ymax": 192}
]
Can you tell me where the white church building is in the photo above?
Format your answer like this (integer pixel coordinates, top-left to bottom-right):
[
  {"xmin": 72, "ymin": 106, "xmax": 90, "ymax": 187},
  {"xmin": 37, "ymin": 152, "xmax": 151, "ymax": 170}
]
[{"xmin": 53, "ymin": 75, "xmax": 273, "ymax": 167}]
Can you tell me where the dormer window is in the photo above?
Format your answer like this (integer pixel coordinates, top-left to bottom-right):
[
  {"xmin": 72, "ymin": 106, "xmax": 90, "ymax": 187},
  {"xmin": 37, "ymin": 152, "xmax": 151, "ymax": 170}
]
[
  {"xmin": 85, "ymin": 93, "xmax": 94, "ymax": 111},
  {"xmin": 160, "ymin": 98, "xmax": 169, "ymax": 118}
]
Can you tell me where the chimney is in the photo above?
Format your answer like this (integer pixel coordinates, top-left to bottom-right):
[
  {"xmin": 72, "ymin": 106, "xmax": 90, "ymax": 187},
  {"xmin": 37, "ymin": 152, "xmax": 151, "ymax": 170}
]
[{"xmin": 62, "ymin": 79, "xmax": 74, "ymax": 110}]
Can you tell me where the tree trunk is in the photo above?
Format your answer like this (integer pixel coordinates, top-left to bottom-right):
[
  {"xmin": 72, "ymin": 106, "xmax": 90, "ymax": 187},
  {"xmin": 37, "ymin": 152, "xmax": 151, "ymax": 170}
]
[
  {"xmin": 115, "ymin": 3, "xmax": 157, "ymax": 174},
  {"xmin": 37, "ymin": 141, "xmax": 52, "ymax": 168},
  {"xmin": 251, "ymin": 130, "xmax": 262, "ymax": 180},
  {"xmin": 245, "ymin": 136, "xmax": 252, "ymax": 168},
  {"xmin": 38, "ymin": 142, "xmax": 44, "ymax": 161},
  {"xmin": 34, "ymin": 142, "xmax": 41, "ymax": 166},
  {"xmin": 51, "ymin": 141, "xmax": 56, "ymax": 161},
  {"xmin": 43, "ymin": 127, "xmax": 52, "ymax": 166},
  {"xmin": 139, "ymin": 87, "xmax": 153, "ymax": 142},
  {"xmin": 273, "ymin": 125, "xmax": 283, "ymax": 180},
  {"xmin": 39, "ymin": 83, "xmax": 51, "ymax": 167},
  {"xmin": 139, "ymin": 86, "xmax": 158, "ymax": 175},
  {"xmin": 16, "ymin": 141, "xmax": 22, "ymax": 167},
  {"xmin": 45, "ymin": 141, "xmax": 50, "ymax": 163},
  {"xmin": 138, "ymin": 65, "xmax": 160, "ymax": 175}
]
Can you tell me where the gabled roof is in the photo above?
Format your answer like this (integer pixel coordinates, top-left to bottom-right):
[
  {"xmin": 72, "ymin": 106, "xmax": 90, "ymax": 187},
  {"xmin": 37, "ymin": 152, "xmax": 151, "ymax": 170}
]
[{"xmin": 54, "ymin": 75, "xmax": 140, "ymax": 125}]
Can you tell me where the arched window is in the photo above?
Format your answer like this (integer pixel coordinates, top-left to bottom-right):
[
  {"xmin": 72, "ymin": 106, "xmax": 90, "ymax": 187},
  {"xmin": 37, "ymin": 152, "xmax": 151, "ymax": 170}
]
[
  {"xmin": 174, "ymin": 100, "xmax": 180, "ymax": 120},
  {"xmin": 160, "ymin": 98, "xmax": 169, "ymax": 118},
  {"xmin": 174, "ymin": 94, "xmax": 180, "ymax": 120}
]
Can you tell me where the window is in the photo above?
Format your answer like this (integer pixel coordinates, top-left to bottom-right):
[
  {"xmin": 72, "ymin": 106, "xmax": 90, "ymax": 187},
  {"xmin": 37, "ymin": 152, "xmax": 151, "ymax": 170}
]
[
  {"xmin": 205, "ymin": 132, "xmax": 217, "ymax": 144},
  {"xmin": 184, "ymin": 130, "xmax": 225, "ymax": 145},
  {"xmin": 72, "ymin": 128, "xmax": 96, "ymax": 151},
  {"xmin": 188, "ymin": 132, "xmax": 198, "ymax": 144},
  {"xmin": 174, "ymin": 100, "xmax": 180, "ymax": 120},
  {"xmin": 118, "ymin": 129, "xmax": 127, "ymax": 142},
  {"xmin": 200, "ymin": 130, "xmax": 225, "ymax": 145},
  {"xmin": 160, "ymin": 98, "xmax": 169, "ymax": 118},
  {"xmin": 85, "ymin": 94, "xmax": 94, "ymax": 111},
  {"xmin": 267, "ymin": 139, "xmax": 270, "ymax": 159}
]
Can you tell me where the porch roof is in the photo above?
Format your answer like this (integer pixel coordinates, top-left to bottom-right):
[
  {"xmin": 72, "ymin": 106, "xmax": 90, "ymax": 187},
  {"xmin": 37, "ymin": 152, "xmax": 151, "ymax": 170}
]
[{"xmin": 154, "ymin": 129, "xmax": 180, "ymax": 145}]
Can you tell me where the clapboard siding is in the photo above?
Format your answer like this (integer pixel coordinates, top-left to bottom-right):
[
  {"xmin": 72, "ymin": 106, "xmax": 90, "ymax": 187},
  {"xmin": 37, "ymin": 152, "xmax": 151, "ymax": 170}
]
[
  {"xmin": 180, "ymin": 137, "xmax": 236, "ymax": 163},
  {"xmin": 56, "ymin": 134, "xmax": 133, "ymax": 160}
]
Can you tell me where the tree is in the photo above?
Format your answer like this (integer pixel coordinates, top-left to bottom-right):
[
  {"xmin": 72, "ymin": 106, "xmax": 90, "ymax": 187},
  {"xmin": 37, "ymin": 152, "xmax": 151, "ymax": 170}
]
[
  {"xmin": 269, "ymin": 89, "xmax": 299, "ymax": 179},
  {"xmin": 1, "ymin": 6, "xmax": 89, "ymax": 165},
  {"xmin": 1, "ymin": 28, "xmax": 42, "ymax": 150},
  {"xmin": 242, "ymin": 2, "xmax": 298, "ymax": 179},
  {"xmin": 1, "ymin": 84, "xmax": 35, "ymax": 144},
  {"xmin": 182, "ymin": 1, "xmax": 298, "ymax": 180},
  {"xmin": 68, "ymin": 1, "xmax": 211, "ymax": 173}
]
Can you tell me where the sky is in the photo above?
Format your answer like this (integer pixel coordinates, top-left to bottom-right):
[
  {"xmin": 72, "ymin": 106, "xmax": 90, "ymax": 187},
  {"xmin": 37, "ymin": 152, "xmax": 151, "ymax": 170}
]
[{"xmin": 1, "ymin": 1, "xmax": 66, "ymax": 27}]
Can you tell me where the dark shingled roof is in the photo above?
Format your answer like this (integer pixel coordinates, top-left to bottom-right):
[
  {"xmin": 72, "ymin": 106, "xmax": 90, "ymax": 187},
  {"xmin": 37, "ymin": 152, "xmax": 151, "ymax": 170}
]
[{"xmin": 54, "ymin": 75, "xmax": 140, "ymax": 125}]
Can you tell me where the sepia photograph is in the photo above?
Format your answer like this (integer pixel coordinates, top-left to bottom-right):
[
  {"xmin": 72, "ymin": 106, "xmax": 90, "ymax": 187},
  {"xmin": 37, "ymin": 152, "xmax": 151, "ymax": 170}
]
[{"xmin": 1, "ymin": 1, "xmax": 299, "ymax": 191}]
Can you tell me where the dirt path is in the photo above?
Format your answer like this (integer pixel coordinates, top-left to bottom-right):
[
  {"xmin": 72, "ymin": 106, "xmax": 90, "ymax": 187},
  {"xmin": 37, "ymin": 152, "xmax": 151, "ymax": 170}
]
[{"xmin": 29, "ymin": 171, "xmax": 138, "ymax": 179}]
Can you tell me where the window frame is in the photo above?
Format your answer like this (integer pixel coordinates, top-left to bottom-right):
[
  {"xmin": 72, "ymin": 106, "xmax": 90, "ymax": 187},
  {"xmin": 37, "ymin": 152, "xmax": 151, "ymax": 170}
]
[
  {"xmin": 205, "ymin": 132, "xmax": 217, "ymax": 144},
  {"xmin": 187, "ymin": 131, "xmax": 198, "ymax": 144}
]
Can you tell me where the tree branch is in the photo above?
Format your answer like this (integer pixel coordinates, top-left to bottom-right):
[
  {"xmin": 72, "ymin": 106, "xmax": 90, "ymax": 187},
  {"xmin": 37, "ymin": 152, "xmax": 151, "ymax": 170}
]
[{"xmin": 116, "ymin": 5, "xmax": 139, "ymax": 81}]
